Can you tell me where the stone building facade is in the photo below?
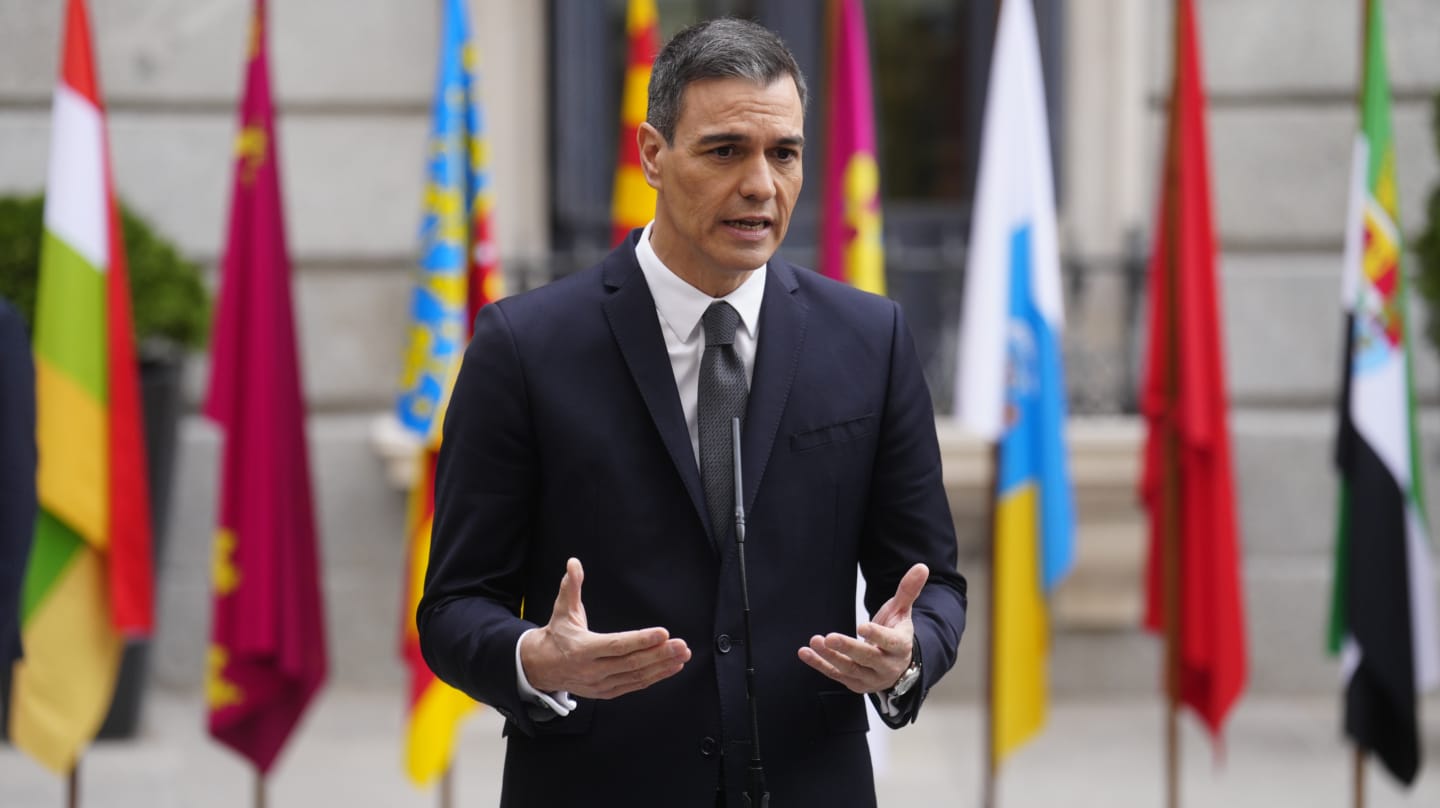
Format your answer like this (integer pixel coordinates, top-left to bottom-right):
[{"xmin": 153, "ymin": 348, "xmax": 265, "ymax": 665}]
[{"xmin": 1, "ymin": 0, "xmax": 1438, "ymax": 706}]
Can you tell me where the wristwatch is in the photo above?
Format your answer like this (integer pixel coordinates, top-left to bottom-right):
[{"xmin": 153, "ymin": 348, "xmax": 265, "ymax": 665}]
[{"xmin": 887, "ymin": 638, "xmax": 922, "ymax": 698}]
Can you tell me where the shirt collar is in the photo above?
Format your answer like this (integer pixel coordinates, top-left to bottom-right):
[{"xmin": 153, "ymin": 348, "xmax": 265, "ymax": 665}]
[{"xmin": 635, "ymin": 220, "xmax": 766, "ymax": 344}]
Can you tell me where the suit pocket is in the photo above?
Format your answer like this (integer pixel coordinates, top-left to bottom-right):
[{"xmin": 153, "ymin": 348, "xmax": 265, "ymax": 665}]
[
  {"xmin": 790, "ymin": 414, "xmax": 877, "ymax": 452},
  {"xmin": 817, "ymin": 690, "xmax": 869, "ymax": 735},
  {"xmin": 501, "ymin": 698, "xmax": 596, "ymax": 739}
]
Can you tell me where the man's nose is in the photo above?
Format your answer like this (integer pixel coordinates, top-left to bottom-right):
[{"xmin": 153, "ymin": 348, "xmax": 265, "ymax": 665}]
[{"xmin": 737, "ymin": 154, "xmax": 776, "ymax": 201}]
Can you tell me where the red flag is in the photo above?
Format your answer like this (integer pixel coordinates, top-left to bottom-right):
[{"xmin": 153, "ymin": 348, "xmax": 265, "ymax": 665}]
[
  {"xmin": 1138, "ymin": 0, "xmax": 1246, "ymax": 740},
  {"xmin": 204, "ymin": 0, "xmax": 327, "ymax": 774}
]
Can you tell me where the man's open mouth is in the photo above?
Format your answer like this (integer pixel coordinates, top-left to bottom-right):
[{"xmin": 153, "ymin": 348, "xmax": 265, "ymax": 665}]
[{"xmin": 725, "ymin": 218, "xmax": 771, "ymax": 231}]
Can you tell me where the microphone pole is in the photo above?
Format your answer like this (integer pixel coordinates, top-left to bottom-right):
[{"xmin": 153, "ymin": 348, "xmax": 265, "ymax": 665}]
[{"xmin": 732, "ymin": 416, "xmax": 770, "ymax": 807}]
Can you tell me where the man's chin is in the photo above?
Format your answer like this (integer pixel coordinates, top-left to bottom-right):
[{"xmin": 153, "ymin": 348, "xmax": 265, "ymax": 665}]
[{"xmin": 717, "ymin": 241, "xmax": 778, "ymax": 271}]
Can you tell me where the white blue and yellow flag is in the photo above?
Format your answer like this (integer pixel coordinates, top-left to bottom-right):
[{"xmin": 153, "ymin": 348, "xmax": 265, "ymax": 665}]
[{"xmin": 954, "ymin": 0, "xmax": 1074, "ymax": 764}]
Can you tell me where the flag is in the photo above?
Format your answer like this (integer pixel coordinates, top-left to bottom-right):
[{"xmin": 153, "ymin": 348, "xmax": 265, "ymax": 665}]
[
  {"xmin": 1327, "ymin": 0, "xmax": 1439, "ymax": 786},
  {"xmin": 204, "ymin": 0, "xmax": 326, "ymax": 775},
  {"xmin": 1138, "ymin": 0, "xmax": 1246, "ymax": 742},
  {"xmin": 819, "ymin": 0, "xmax": 885, "ymax": 295},
  {"xmin": 8, "ymin": 0, "xmax": 154, "ymax": 774},
  {"xmin": 610, "ymin": 0, "xmax": 660, "ymax": 246},
  {"xmin": 396, "ymin": 0, "xmax": 501, "ymax": 785},
  {"xmin": 954, "ymin": 0, "xmax": 1074, "ymax": 763}
]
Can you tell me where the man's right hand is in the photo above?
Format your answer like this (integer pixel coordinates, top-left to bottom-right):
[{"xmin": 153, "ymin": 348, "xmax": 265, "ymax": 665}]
[{"xmin": 519, "ymin": 557, "xmax": 691, "ymax": 699}]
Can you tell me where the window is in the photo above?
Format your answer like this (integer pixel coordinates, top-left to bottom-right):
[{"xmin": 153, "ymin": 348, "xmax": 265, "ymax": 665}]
[{"xmin": 547, "ymin": 0, "xmax": 1066, "ymax": 408}]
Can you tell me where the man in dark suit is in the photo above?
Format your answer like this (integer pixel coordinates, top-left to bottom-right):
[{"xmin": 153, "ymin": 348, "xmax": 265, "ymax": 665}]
[
  {"xmin": 420, "ymin": 18, "xmax": 967, "ymax": 806},
  {"xmin": 0, "ymin": 297, "xmax": 36, "ymax": 673}
]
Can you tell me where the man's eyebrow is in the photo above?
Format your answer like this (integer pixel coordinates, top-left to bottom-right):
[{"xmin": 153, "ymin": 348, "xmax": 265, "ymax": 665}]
[
  {"xmin": 696, "ymin": 132, "xmax": 747, "ymax": 146},
  {"xmin": 694, "ymin": 132, "xmax": 806, "ymax": 148}
]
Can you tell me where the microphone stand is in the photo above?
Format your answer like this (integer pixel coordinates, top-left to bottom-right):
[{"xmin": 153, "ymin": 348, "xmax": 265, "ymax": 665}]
[{"xmin": 732, "ymin": 417, "xmax": 770, "ymax": 807}]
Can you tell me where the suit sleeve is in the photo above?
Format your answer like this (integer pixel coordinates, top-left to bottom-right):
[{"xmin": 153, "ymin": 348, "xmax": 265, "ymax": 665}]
[
  {"xmin": 0, "ymin": 302, "xmax": 36, "ymax": 668},
  {"xmin": 860, "ymin": 301, "xmax": 968, "ymax": 727},
  {"xmin": 417, "ymin": 301, "xmax": 546, "ymax": 733}
]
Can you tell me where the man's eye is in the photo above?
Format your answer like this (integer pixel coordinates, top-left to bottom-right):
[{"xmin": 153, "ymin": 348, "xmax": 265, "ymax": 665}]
[
  {"xmin": 774, "ymin": 148, "xmax": 797, "ymax": 162},
  {"xmin": 713, "ymin": 145, "xmax": 735, "ymax": 158}
]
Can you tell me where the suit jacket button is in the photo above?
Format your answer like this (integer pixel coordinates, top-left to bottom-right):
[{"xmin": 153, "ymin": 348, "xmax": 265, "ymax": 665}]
[
  {"xmin": 716, "ymin": 634, "xmax": 732, "ymax": 654},
  {"xmin": 700, "ymin": 736, "xmax": 718, "ymax": 757}
]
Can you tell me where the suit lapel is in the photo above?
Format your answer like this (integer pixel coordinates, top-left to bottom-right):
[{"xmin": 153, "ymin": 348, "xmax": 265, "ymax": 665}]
[
  {"xmin": 601, "ymin": 248, "xmax": 711, "ymax": 541},
  {"xmin": 742, "ymin": 260, "xmax": 806, "ymax": 516}
]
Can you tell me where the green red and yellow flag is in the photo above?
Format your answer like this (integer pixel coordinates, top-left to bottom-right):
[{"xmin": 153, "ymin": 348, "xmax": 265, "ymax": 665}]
[{"xmin": 9, "ymin": 0, "xmax": 155, "ymax": 775}]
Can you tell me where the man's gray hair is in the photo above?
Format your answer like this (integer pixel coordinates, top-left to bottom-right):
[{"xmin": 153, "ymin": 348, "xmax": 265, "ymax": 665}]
[{"xmin": 647, "ymin": 17, "xmax": 808, "ymax": 144}]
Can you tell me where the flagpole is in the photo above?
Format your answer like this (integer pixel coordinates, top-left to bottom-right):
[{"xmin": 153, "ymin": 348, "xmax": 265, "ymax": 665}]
[
  {"xmin": 1161, "ymin": 184, "xmax": 1183, "ymax": 808},
  {"xmin": 440, "ymin": 763, "xmax": 454, "ymax": 808},
  {"xmin": 1350, "ymin": 10, "xmax": 1371, "ymax": 808},
  {"xmin": 980, "ymin": 5, "xmax": 1004, "ymax": 806},
  {"xmin": 1352, "ymin": 747, "xmax": 1365, "ymax": 808},
  {"xmin": 981, "ymin": 439, "xmax": 1000, "ymax": 808},
  {"xmin": 1161, "ymin": 5, "xmax": 1185, "ymax": 808},
  {"xmin": 66, "ymin": 759, "xmax": 78, "ymax": 808}
]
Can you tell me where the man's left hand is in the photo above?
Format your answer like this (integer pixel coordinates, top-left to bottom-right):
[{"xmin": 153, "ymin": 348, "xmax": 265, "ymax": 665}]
[{"xmin": 797, "ymin": 563, "xmax": 928, "ymax": 694}]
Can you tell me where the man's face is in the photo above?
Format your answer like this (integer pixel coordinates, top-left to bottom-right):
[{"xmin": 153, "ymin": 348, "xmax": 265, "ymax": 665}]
[{"xmin": 640, "ymin": 76, "xmax": 805, "ymax": 296}]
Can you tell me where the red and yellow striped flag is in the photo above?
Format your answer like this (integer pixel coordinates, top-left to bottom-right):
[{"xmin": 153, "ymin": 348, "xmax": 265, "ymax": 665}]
[
  {"xmin": 400, "ymin": 449, "xmax": 470, "ymax": 784},
  {"xmin": 9, "ymin": 0, "xmax": 155, "ymax": 774},
  {"xmin": 610, "ymin": 0, "xmax": 660, "ymax": 245}
]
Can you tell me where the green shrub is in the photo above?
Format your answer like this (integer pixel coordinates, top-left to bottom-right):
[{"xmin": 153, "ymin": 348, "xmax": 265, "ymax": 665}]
[
  {"xmin": 0, "ymin": 193, "xmax": 209, "ymax": 354},
  {"xmin": 1416, "ymin": 92, "xmax": 1440, "ymax": 354}
]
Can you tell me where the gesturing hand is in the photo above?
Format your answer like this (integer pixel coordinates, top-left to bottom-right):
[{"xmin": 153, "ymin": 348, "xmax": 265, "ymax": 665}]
[
  {"xmin": 797, "ymin": 563, "xmax": 928, "ymax": 694},
  {"xmin": 519, "ymin": 558, "xmax": 692, "ymax": 699}
]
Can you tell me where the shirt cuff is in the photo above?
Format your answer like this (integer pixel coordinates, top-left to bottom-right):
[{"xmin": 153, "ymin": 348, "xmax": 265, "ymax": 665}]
[
  {"xmin": 515, "ymin": 628, "xmax": 577, "ymax": 720},
  {"xmin": 873, "ymin": 689, "xmax": 902, "ymax": 718}
]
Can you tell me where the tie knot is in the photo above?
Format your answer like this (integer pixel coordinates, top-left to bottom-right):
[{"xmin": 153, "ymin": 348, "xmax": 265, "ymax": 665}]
[{"xmin": 703, "ymin": 301, "xmax": 740, "ymax": 347}]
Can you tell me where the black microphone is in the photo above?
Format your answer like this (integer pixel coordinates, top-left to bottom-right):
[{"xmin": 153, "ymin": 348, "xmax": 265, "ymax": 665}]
[{"xmin": 732, "ymin": 416, "xmax": 770, "ymax": 807}]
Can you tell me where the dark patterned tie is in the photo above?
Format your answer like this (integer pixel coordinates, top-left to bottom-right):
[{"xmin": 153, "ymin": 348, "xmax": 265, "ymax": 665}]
[{"xmin": 698, "ymin": 301, "xmax": 748, "ymax": 543}]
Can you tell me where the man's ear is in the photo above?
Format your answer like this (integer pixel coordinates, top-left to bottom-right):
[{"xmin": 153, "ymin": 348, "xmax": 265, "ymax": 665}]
[{"xmin": 637, "ymin": 122, "xmax": 665, "ymax": 190}]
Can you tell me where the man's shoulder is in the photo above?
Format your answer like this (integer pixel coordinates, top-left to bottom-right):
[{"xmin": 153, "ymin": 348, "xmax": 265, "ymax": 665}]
[
  {"xmin": 489, "ymin": 246, "xmax": 635, "ymax": 324},
  {"xmin": 775, "ymin": 257, "xmax": 898, "ymax": 325}
]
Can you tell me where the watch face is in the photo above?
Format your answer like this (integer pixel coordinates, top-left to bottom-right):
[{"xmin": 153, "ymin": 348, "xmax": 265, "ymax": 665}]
[{"xmin": 894, "ymin": 663, "xmax": 920, "ymax": 696}]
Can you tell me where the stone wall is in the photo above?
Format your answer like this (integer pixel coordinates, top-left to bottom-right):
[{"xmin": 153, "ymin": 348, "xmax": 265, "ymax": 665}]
[{"xmin": 2, "ymin": 0, "xmax": 1439, "ymax": 702}]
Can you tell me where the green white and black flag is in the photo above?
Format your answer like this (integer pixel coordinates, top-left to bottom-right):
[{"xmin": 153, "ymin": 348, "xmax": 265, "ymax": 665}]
[{"xmin": 1328, "ymin": 0, "xmax": 1440, "ymax": 787}]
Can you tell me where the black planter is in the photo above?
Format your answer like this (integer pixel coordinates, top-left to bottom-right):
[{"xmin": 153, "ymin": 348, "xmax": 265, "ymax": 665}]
[
  {"xmin": 1, "ymin": 356, "xmax": 184, "ymax": 742},
  {"xmin": 94, "ymin": 355, "xmax": 185, "ymax": 738}
]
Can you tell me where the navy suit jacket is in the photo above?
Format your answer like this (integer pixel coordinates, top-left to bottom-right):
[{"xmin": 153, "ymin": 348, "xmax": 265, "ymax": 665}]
[
  {"xmin": 419, "ymin": 235, "xmax": 967, "ymax": 807},
  {"xmin": 0, "ymin": 298, "xmax": 36, "ymax": 669}
]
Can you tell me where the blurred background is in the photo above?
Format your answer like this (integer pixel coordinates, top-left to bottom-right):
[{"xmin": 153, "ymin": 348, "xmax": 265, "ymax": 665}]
[{"xmin": 2, "ymin": 0, "xmax": 1440, "ymax": 805}]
